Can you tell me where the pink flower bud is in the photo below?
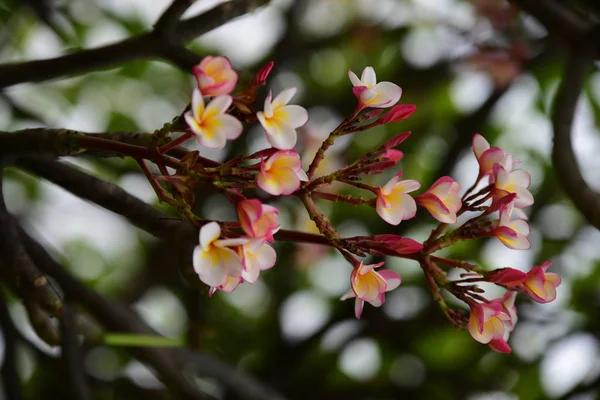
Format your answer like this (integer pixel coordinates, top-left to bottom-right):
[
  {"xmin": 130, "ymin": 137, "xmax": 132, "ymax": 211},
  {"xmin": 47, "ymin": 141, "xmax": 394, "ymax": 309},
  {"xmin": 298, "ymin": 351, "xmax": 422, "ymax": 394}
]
[
  {"xmin": 378, "ymin": 104, "xmax": 416, "ymax": 125},
  {"xmin": 193, "ymin": 56, "xmax": 238, "ymax": 96},
  {"xmin": 251, "ymin": 61, "xmax": 275, "ymax": 87}
]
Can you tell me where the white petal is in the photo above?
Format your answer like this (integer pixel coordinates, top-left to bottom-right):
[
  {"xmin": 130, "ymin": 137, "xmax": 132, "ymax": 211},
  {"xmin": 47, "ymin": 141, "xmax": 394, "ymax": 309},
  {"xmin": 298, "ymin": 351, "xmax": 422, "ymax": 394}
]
[
  {"xmin": 348, "ymin": 70, "xmax": 362, "ymax": 87},
  {"xmin": 373, "ymin": 81, "xmax": 402, "ymax": 106},
  {"xmin": 361, "ymin": 66, "xmax": 377, "ymax": 88},
  {"xmin": 200, "ymin": 222, "xmax": 220, "ymax": 249},
  {"xmin": 197, "ymin": 130, "xmax": 227, "ymax": 149},
  {"xmin": 296, "ymin": 168, "xmax": 308, "ymax": 182},
  {"xmin": 205, "ymin": 95, "xmax": 232, "ymax": 116},
  {"xmin": 213, "ymin": 114, "xmax": 243, "ymax": 140},
  {"xmin": 341, "ymin": 289, "xmax": 356, "ymax": 300},
  {"xmin": 281, "ymin": 105, "xmax": 308, "ymax": 128},
  {"xmin": 256, "ymin": 242, "xmax": 276, "ymax": 270},
  {"xmin": 265, "ymin": 121, "xmax": 297, "ymax": 150},
  {"xmin": 191, "ymin": 88, "xmax": 205, "ymax": 120},
  {"xmin": 272, "ymin": 87, "xmax": 297, "ymax": 109},
  {"xmin": 263, "ymin": 91, "xmax": 273, "ymax": 118}
]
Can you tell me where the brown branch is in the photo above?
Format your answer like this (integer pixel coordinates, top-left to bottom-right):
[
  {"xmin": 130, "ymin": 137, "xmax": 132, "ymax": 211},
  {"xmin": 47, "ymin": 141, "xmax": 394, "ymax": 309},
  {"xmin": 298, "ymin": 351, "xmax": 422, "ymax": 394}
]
[
  {"xmin": 0, "ymin": 166, "xmax": 63, "ymax": 316},
  {"xmin": 551, "ymin": 49, "xmax": 600, "ymax": 228},
  {"xmin": 14, "ymin": 157, "xmax": 194, "ymax": 241},
  {"xmin": 510, "ymin": 0, "xmax": 593, "ymax": 44},
  {"xmin": 0, "ymin": 294, "xmax": 24, "ymax": 400},
  {"xmin": 60, "ymin": 304, "xmax": 92, "ymax": 400},
  {"xmin": 0, "ymin": 128, "xmax": 216, "ymax": 165},
  {"xmin": 0, "ymin": 0, "xmax": 269, "ymax": 88}
]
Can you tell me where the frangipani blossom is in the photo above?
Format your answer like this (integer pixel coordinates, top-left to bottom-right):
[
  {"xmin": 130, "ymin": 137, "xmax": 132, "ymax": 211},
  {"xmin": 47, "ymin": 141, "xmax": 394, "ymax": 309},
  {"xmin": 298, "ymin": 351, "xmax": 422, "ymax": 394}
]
[
  {"xmin": 487, "ymin": 291, "xmax": 518, "ymax": 353},
  {"xmin": 237, "ymin": 199, "xmax": 280, "ymax": 242},
  {"xmin": 193, "ymin": 56, "xmax": 238, "ymax": 96},
  {"xmin": 467, "ymin": 300, "xmax": 512, "ymax": 353},
  {"xmin": 416, "ymin": 177, "xmax": 462, "ymax": 224},
  {"xmin": 376, "ymin": 174, "xmax": 420, "ymax": 225},
  {"xmin": 348, "ymin": 66, "xmax": 402, "ymax": 109},
  {"xmin": 472, "ymin": 133, "xmax": 506, "ymax": 177},
  {"xmin": 193, "ymin": 222, "xmax": 247, "ymax": 287},
  {"xmin": 492, "ymin": 155, "xmax": 534, "ymax": 209},
  {"xmin": 184, "ymin": 89, "xmax": 243, "ymax": 149},
  {"xmin": 341, "ymin": 262, "xmax": 401, "ymax": 319},
  {"xmin": 257, "ymin": 150, "xmax": 308, "ymax": 196},
  {"xmin": 240, "ymin": 239, "xmax": 277, "ymax": 284},
  {"xmin": 256, "ymin": 87, "xmax": 308, "ymax": 150},
  {"xmin": 520, "ymin": 261, "xmax": 561, "ymax": 303},
  {"xmin": 491, "ymin": 203, "xmax": 531, "ymax": 250}
]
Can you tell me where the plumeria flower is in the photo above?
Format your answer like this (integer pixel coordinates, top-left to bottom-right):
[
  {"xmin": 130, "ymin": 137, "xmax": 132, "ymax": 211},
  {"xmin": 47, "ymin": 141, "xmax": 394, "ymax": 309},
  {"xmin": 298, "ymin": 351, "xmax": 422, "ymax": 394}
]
[
  {"xmin": 348, "ymin": 66, "xmax": 402, "ymax": 109},
  {"xmin": 486, "ymin": 291, "xmax": 518, "ymax": 353},
  {"xmin": 193, "ymin": 222, "xmax": 247, "ymax": 287},
  {"xmin": 491, "ymin": 154, "xmax": 534, "ymax": 209},
  {"xmin": 239, "ymin": 239, "xmax": 277, "ymax": 284},
  {"xmin": 341, "ymin": 262, "xmax": 402, "ymax": 319},
  {"xmin": 467, "ymin": 300, "xmax": 512, "ymax": 353},
  {"xmin": 491, "ymin": 203, "xmax": 531, "ymax": 250},
  {"xmin": 520, "ymin": 261, "xmax": 561, "ymax": 303},
  {"xmin": 376, "ymin": 174, "xmax": 420, "ymax": 225},
  {"xmin": 472, "ymin": 133, "xmax": 506, "ymax": 178},
  {"xmin": 237, "ymin": 199, "xmax": 280, "ymax": 242},
  {"xmin": 193, "ymin": 56, "xmax": 238, "ymax": 96},
  {"xmin": 415, "ymin": 177, "xmax": 462, "ymax": 224},
  {"xmin": 256, "ymin": 87, "xmax": 308, "ymax": 150},
  {"xmin": 184, "ymin": 88, "xmax": 243, "ymax": 149},
  {"xmin": 257, "ymin": 150, "xmax": 308, "ymax": 195}
]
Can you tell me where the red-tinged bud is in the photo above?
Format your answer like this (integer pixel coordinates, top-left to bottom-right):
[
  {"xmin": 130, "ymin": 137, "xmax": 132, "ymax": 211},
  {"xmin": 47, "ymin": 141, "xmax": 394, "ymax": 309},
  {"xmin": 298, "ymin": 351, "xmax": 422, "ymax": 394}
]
[
  {"xmin": 362, "ymin": 160, "xmax": 398, "ymax": 174},
  {"xmin": 347, "ymin": 234, "xmax": 423, "ymax": 256},
  {"xmin": 378, "ymin": 104, "xmax": 416, "ymax": 125},
  {"xmin": 383, "ymin": 131, "xmax": 412, "ymax": 149},
  {"xmin": 486, "ymin": 268, "xmax": 527, "ymax": 287},
  {"xmin": 251, "ymin": 61, "xmax": 275, "ymax": 87},
  {"xmin": 370, "ymin": 234, "xmax": 424, "ymax": 254},
  {"xmin": 380, "ymin": 149, "xmax": 403, "ymax": 161}
]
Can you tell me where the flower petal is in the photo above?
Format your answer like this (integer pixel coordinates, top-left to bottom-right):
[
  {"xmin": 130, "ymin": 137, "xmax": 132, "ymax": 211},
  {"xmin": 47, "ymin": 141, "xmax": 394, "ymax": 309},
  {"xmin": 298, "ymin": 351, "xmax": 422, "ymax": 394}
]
[
  {"xmin": 280, "ymin": 105, "xmax": 308, "ymax": 128},
  {"xmin": 200, "ymin": 222, "xmax": 220, "ymax": 249},
  {"xmin": 361, "ymin": 66, "xmax": 376, "ymax": 88},
  {"xmin": 191, "ymin": 88, "xmax": 205, "ymax": 120},
  {"xmin": 272, "ymin": 87, "xmax": 297, "ymax": 109},
  {"xmin": 348, "ymin": 69, "xmax": 362, "ymax": 87},
  {"xmin": 264, "ymin": 120, "xmax": 298, "ymax": 150}
]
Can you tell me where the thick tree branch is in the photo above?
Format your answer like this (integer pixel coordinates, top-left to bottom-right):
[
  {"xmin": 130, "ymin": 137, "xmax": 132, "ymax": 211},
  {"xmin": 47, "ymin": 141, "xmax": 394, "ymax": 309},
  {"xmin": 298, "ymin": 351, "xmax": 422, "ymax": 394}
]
[
  {"xmin": 510, "ymin": 0, "xmax": 593, "ymax": 44},
  {"xmin": 60, "ymin": 304, "xmax": 92, "ymax": 400},
  {"xmin": 0, "ymin": 0, "xmax": 269, "ymax": 88},
  {"xmin": 0, "ymin": 295, "xmax": 24, "ymax": 400},
  {"xmin": 551, "ymin": 49, "xmax": 600, "ymax": 229},
  {"xmin": 0, "ymin": 166, "xmax": 63, "ymax": 316},
  {"xmin": 14, "ymin": 157, "xmax": 194, "ymax": 241}
]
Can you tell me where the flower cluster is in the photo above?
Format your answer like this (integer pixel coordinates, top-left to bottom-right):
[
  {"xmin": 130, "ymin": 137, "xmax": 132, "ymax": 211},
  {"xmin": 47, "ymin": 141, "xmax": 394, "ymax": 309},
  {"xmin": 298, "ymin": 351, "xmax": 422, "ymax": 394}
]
[{"xmin": 142, "ymin": 56, "xmax": 560, "ymax": 354}]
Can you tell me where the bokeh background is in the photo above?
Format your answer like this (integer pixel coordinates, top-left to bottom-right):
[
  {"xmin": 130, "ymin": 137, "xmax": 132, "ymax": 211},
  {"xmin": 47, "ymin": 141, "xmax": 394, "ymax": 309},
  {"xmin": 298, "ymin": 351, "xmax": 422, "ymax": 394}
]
[{"xmin": 1, "ymin": 0, "xmax": 600, "ymax": 399}]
